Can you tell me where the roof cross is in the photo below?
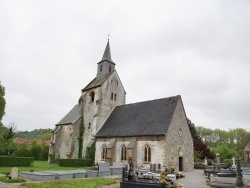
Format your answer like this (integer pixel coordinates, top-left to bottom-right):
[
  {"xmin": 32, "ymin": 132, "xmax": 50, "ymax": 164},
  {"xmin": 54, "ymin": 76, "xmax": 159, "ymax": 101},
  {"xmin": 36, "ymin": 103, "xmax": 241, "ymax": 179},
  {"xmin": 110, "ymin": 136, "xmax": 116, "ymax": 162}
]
[{"xmin": 107, "ymin": 32, "xmax": 111, "ymax": 40}]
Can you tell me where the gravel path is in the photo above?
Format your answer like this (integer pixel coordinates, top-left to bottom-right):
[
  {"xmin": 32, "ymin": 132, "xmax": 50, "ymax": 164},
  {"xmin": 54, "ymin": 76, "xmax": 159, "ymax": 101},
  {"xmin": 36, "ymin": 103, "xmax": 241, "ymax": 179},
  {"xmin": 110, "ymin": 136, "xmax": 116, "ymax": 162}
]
[{"xmin": 176, "ymin": 169, "xmax": 210, "ymax": 188}]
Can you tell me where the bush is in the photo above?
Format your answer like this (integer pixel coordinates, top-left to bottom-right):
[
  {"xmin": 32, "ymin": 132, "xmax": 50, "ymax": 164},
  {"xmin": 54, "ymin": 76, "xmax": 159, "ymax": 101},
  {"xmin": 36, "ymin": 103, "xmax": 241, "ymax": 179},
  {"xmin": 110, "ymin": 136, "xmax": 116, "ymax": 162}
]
[
  {"xmin": 0, "ymin": 156, "xmax": 34, "ymax": 167},
  {"xmin": 58, "ymin": 159, "xmax": 92, "ymax": 167}
]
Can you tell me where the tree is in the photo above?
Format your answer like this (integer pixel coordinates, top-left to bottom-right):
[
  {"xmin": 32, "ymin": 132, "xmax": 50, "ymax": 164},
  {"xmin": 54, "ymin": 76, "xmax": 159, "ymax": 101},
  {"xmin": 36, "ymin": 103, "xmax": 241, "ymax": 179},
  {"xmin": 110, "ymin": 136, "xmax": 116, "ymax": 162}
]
[
  {"xmin": 0, "ymin": 123, "xmax": 18, "ymax": 155},
  {"xmin": 187, "ymin": 118, "xmax": 202, "ymax": 142},
  {"xmin": 188, "ymin": 118, "xmax": 214, "ymax": 160},
  {"xmin": 211, "ymin": 144, "xmax": 236, "ymax": 163},
  {"xmin": 3, "ymin": 124, "xmax": 16, "ymax": 140},
  {"xmin": 30, "ymin": 140, "xmax": 42, "ymax": 160},
  {"xmin": 0, "ymin": 81, "xmax": 6, "ymax": 135}
]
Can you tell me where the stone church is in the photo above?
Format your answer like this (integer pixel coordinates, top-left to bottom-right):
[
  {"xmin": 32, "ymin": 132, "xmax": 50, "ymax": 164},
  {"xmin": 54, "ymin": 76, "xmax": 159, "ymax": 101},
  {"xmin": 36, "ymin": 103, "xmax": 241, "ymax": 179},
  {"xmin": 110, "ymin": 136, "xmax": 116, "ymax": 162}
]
[{"xmin": 49, "ymin": 40, "xmax": 194, "ymax": 171}]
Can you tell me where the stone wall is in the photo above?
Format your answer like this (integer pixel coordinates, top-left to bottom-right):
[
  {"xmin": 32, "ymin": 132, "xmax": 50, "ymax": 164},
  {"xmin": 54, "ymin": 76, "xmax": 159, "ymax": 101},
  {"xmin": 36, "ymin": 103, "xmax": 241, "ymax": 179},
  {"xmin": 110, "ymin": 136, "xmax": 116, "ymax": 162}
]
[
  {"xmin": 165, "ymin": 99, "xmax": 194, "ymax": 171},
  {"xmin": 244, "ymin": 143, "xmax": 250, "ymax": 163},
  {"xmin": 96, "ymin": 136, "xmax": 165, "ymax": 170},
  {"xmin": 81, "ymin": 71, "xmax": 126, "ymax": 157},
  {"xmin": 51, "ymin": 119, "xmax": 80, "ymax": 159}
]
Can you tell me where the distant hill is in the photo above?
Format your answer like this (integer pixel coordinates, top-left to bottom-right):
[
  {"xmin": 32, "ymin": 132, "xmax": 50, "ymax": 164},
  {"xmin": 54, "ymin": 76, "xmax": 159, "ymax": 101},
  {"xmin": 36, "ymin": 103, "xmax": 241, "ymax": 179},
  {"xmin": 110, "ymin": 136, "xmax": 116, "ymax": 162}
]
[
  {"xmin": 16, "ymin": 128, "xmax": 52, "ymax": 140},
  {"xmin": 1, "ymin": 126, "xmax": 52, "ymax": 140}
]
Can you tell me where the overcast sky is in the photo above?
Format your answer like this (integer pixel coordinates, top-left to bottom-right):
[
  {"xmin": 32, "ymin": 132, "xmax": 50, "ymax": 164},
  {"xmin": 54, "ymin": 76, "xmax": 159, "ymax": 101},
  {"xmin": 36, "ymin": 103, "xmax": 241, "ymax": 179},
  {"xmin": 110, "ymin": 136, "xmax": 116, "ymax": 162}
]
[{"xmin": 1, "ymin": 0, "xmax": 250, "ymax": 132}]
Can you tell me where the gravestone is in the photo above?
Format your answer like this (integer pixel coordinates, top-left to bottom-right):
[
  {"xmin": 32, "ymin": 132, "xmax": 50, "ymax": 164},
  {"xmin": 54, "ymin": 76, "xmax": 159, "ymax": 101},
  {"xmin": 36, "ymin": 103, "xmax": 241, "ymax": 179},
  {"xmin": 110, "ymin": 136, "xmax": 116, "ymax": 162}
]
[
  {"xmin": 10, "ymin": 167, "xmax": 18, "ymax": 179},
  {"xmin": 111, "ymin": 161, "xmax": 124, "ymax": 175},
  {"xmin": 99, "ymin": 162, "xmax": 110, "ymax": 171},
  {"xmin": 98, "ymin": 162, "xmax": 111, "ymax": 176},
  {"xmin": 113, "ymin": 161, "xmax": 124, "ymax": 168},
  {"xmin": 232, "ymin": 157, "xmax": 236, "ymax": 169},
  {"xmin": 155, "ymin": 164, "xmax": 158, "ymax": 172},
  {"xmin": 204, "ymin": 156, "xmax": 208, "ymax": 166}
]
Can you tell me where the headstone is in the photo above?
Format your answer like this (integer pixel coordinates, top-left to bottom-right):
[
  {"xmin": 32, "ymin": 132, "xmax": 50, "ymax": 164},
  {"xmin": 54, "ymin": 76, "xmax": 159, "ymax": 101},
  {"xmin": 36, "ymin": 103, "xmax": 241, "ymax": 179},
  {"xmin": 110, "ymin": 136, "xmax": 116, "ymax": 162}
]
[
  {"xmin": 216, "ymin": 153, "xmax": 220, "ymax": 170},
  {"xmin": 204, "ymin": 156, "xmax": 208, "ymax": 166},
  {"xmin": 10, "ymin": 167, "xmax": 18, "ymax": 179},
  {"xmin": 155, "ymin": 163, "xmax": 158, "ymax": 172},
  {"xmin": 113, "ymin": 161, "xmax": 124, "ymax": 168},
  {"xmin": 150, "ymin": 164, "xmax": 153, "ymax": 172},
  {"xmin": 232, "ymin": 157, "xmax": 236, "ymax": 169},
  {"xmin": 98, "ymin": 162, "xmax": 110, "ymax": 172}
]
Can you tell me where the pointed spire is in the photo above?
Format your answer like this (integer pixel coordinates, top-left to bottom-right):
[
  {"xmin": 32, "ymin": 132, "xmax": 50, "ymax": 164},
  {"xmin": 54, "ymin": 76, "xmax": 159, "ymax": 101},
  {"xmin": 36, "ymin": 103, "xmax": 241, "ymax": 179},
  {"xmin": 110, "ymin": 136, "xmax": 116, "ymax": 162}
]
[{"xmin": 101, "ymin": 40, "xmax": 113, "ymax": 63}]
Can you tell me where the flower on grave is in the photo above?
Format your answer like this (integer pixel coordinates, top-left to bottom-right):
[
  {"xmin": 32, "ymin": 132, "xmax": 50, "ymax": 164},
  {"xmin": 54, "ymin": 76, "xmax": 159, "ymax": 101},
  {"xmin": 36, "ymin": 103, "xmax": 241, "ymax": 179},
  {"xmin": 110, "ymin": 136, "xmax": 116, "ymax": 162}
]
[{"xmin": 159, "ymin": 172, "xmax": 167, "ymax": 184}]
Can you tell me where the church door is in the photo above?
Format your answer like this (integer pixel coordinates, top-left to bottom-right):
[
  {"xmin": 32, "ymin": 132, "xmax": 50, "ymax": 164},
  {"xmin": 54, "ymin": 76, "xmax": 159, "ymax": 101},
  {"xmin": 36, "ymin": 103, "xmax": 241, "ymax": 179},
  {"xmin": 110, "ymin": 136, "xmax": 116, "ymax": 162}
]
[{"xmin": 179, "ymin": 157, "xmax": 183, "ymax": 171}]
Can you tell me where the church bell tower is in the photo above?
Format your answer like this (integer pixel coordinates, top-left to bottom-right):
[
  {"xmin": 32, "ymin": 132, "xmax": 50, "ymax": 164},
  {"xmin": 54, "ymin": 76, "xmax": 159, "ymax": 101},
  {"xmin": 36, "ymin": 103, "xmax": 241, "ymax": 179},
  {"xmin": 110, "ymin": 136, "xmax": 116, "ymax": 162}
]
[{"xmin": 96, "ymin": 40, "xmax": 116, "ymax": 81}]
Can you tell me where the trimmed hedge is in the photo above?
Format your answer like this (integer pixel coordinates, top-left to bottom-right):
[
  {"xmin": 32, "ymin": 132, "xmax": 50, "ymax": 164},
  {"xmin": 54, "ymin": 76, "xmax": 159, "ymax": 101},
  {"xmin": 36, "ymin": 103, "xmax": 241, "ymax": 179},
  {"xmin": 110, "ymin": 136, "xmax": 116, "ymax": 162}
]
[
  {"xmin": 0, "ymin": 156, "xmax": 34, "ymax": 167},
  {"xmin": 58, "ymin": 159, "xmax": 92, "ymax": 167}
]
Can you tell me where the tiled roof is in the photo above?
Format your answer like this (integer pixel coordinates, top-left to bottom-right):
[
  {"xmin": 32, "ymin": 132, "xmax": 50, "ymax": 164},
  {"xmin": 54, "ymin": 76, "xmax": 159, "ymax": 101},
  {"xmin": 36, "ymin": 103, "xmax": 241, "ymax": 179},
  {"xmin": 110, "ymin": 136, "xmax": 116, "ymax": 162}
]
[
  {"xmin": 15, "ymin": 137, "xmax": 50, "ymax": 146},
  {"xmin": 95, "ymin": 96, "xmax": 180, "ymax": 137},
  {"xmin": 56, "ymin": 105, "xmax": 80, "ymax": 125}
]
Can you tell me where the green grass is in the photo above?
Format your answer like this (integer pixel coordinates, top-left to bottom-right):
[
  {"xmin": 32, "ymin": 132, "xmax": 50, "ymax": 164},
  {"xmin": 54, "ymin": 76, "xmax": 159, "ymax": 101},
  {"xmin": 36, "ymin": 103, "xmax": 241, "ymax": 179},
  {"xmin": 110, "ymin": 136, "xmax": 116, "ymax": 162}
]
[
  {"xmin": 0, "ymin": 176, "xmax": 26, "ymax": 183},
  {"xmin": 20, "ymin": 178, "xmax": 118, "ymax": 188},
  {"xmin": 0, "ymin": 161, "xmax": 84, "ymax": 174}
]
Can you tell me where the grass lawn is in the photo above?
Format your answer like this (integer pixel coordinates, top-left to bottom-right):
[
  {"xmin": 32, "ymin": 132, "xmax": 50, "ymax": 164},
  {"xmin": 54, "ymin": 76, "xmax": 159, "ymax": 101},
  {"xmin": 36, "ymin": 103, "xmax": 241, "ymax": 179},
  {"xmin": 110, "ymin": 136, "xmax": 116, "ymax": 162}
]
[
  {"xmin": 20, "ymin": 178, "xmax": 119, "ymax": 188},
  {"xmin": 0, "ymin": 161, "xmax": 84, "ymax": 174}
]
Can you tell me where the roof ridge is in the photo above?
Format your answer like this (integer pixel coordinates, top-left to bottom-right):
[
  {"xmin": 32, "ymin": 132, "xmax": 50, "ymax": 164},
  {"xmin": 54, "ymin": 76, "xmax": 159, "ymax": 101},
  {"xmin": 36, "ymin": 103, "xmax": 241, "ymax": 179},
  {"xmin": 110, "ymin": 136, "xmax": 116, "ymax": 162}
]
[{"xmin": 116, "ymin": 95, "xmax": 181, "ymax": 107}]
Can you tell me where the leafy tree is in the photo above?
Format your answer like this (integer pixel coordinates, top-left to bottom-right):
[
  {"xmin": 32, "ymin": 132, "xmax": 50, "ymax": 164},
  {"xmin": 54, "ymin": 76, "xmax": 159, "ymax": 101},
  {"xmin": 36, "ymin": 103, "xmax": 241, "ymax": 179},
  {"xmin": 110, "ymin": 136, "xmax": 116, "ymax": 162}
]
[
  {"xmin": 30, "ymin": 140, "xmax": 42, "ymax": 160},
  {"xmin": 0, "ymin": 137, "xmax": 17, "ymax": 155},
  {"xmin": 41, "ymin": 141, "xmax": 49, "ymax": 160},
  {"xmin": 15, "ymin": 143, "xmax": 31, "ymax": 157},
  {"xmin": 188, "ymin": 118, "xmax": 214, "ymax": 160},
  {"xmin": 3, "ymin": 124, "xmax": 16, "ymax": 140},
  {"xmin": 0, "ymin": 82, "xmax": 6, "ymax": 135},
  {"xmin": 195, "ymin": 126, "xmax": 250, "ymax": 160},
  {"xmin": 211, "ymin": 144, "xmax": 236, "ymax": 163},
  {"xmin": 0, "ymin": 123, "xmax": 18, "ymax": 155},
  {"xmin": 40, "ymin": 129, "xmax": 52, "ymax": 140},
  {"xmin": 16, "ymin": 128, "xmax": 52, "ymax": 140},
  {"xmin": 187, "ymin": 118, "xmax": 202, "ymax": 142}
]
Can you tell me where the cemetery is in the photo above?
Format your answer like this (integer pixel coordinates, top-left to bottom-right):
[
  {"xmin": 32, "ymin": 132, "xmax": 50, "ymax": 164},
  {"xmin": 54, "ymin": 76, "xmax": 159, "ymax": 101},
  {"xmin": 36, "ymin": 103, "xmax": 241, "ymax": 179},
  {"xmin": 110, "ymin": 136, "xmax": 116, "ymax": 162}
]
[{"xmin": 203, "ymin": 152, "xmax": 250, "ymax": 187}]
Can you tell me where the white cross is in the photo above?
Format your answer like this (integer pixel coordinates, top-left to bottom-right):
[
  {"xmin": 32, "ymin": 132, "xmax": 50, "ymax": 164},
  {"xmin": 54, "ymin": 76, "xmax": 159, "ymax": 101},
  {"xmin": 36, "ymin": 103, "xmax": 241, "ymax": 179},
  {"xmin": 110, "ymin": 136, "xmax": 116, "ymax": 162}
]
[{"xmin": 107, "ymin": 32, "xmax": 111, "ymax": 40}]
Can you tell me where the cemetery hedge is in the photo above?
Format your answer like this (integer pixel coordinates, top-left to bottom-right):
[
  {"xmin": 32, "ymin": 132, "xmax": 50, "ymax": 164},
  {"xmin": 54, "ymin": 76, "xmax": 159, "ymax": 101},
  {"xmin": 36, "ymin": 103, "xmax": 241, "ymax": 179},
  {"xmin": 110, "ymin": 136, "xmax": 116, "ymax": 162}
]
[
  {"xmin": 58, "ymin": 159, "xmax": 92, "ymax": 167},
  {"xmin": 0, "ymin": 156, "xmax": 34, "ymax": 167}
]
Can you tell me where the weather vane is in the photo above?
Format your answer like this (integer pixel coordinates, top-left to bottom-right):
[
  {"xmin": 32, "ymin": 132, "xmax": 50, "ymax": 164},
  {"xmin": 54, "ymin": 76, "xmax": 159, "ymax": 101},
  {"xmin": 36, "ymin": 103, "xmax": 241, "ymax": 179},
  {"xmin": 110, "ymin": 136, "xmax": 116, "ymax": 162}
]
[{"xmin": 107, "ymin": 32, "xmax": 111, "ymax": 40}]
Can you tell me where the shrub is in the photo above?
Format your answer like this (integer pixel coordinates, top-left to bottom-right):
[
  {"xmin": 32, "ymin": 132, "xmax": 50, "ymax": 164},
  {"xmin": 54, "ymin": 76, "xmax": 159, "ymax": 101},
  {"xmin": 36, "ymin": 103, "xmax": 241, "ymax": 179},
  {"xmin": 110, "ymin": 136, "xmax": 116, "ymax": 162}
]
[
  {"xmin": 0, "ymin": 156, "xmax": 34, "ymax": 167},
  {"xmin": 58, "ymin": 159, "xmax": 92, "ymax": 167}
]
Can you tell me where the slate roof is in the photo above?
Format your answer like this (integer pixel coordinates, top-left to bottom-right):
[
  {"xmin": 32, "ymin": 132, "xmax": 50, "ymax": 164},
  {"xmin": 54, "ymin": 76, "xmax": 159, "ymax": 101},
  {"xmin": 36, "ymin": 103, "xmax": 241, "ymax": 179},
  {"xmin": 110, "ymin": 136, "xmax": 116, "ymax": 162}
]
[
  {"xmin": 82, "ymin": 70, "xmax": 114, "ymax": 92},
  {"xmin": 56, "ymin": 104, "xmax": 80, "ymax": 126},
  {"xmin": 99, "ymin": 39, "xmax": 115, "ymax": 64},
  {"xmin": 95, "ymin": 95, "xmax": 181, "ymax": 137}
]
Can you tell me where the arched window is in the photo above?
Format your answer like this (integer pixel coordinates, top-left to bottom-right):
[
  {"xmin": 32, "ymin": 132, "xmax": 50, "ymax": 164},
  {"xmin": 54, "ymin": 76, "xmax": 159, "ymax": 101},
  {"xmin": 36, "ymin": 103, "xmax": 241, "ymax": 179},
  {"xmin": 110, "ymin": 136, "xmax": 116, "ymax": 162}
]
[
  {"xmin": 144, "ymin": 144, "xmax": 151, "ymax": 162},
  {"xmin": 121, "ymin": 145, "xmax": 127, "ymax": 161},
  {"xmin": 90, "ymin": 91, "xmax": 95, "ymax": 102},
  {"xmin": 100, "ymin": 65, "xmax": 102, "ymax": 72},
  {"xmin": 109, "ymin": 66, "xmax": 111, "ymax": 72},
  {"xmin": 114, "ymin": 94, "xmax": 117, "ymax": 101},
  {"xmin": 111, "ymin": 92, "xmax": 113, "ymax": 100},
  {"xmin": 101, "ymin": 145, "xmax": 107, "ymax": 160}
]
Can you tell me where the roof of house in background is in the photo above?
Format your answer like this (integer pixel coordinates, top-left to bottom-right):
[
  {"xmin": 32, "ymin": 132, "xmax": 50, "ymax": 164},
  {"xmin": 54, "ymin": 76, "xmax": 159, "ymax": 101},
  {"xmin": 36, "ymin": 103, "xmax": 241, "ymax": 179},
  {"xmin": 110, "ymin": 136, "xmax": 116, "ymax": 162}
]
[{"xmin": 15, "ymin": 137, "xmax": 50, "ymax": 146}]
